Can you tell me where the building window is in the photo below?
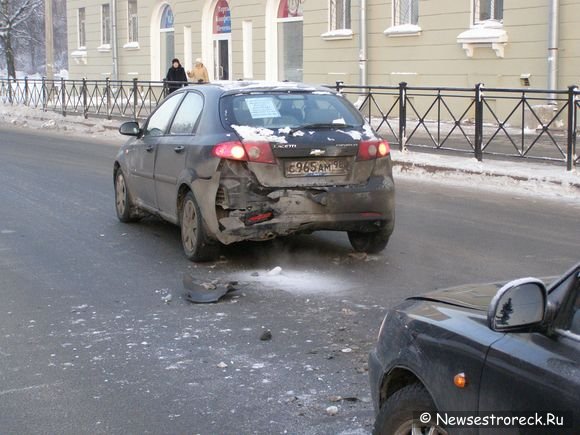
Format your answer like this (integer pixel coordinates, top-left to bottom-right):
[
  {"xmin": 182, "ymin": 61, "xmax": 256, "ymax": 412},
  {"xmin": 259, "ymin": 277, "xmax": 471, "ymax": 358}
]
[
  {"xmin": 384, "ymin": 0, "xmax": 420, "ymax": 37},
  {"xmin": 101, "ymin": 4, "xmax": 111, "ymax": 46},
  {"xmin": 330, "ymin": 0, "xmax": 350, "ymax": 31},
  {"xmin": 78, "ymin": 8, "xmax": 86, "ymax": 48},
  {"xmin": 474, "ymin": 0, "xmax": 503, "ymax": 24},
  {"xmin": 394, "ymin": 0, "xmax": 418, "ymax": 26},
  {"xmin": 128, "ymin": 0, "xmax": 138, "ymax": 43}
]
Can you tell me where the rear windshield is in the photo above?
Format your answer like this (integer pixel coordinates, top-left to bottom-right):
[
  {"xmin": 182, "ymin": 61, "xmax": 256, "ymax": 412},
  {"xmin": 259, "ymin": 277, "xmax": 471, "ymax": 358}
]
[{"xmin": 220, "ymin": 92, "xmax": 364, "ymax": 130}]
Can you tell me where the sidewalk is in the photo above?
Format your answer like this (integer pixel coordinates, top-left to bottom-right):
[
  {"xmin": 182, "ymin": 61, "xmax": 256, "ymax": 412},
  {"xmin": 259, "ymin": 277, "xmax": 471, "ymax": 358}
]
[{"xmin": 1, "ymin": 102, "xmax": 578, "ymax": 202}]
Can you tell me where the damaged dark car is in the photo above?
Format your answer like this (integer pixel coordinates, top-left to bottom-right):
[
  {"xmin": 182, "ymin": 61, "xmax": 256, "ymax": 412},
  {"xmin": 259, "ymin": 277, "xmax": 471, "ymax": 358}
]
[{"xmin": 114, "ymin": 81, "xmax": 395, "ymax": 261}]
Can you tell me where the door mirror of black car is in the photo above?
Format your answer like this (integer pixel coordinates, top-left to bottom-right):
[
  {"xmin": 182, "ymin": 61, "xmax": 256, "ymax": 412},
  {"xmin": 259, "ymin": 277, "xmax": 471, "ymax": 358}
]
[
  {"xmin": 488, "ymin": 278, "xmax": 547, "ymax": 332},
  {"xmin": 119, "ymin": 121, "xmax": 141, "ymax": 137}
]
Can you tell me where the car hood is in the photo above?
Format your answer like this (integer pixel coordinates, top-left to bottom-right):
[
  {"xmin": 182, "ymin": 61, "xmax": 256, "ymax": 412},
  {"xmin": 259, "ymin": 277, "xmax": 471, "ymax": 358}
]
[
  {"xmin": 408, "ymin": 275, "xmax": 557, "ymax": 312},
  {"xmin": 407, "ymin": 282, "xmax": 504, "ymax": 312}
]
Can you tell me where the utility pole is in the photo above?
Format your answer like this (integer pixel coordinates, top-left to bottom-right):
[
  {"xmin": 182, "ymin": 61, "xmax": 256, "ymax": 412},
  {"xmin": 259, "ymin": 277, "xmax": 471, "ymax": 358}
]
[{"xmin": 45, "ymin": 0, "xmax": 54, "ymax": 79}]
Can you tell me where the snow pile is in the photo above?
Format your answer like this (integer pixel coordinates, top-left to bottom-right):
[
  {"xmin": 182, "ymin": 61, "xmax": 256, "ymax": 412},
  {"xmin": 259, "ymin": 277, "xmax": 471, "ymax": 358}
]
[
  {"xmin": 0, "ymin": 101, "xmax": 124, "ymax": 143},
  {"xmin": 392, "ymin": 149, "xmax": 580, "ymax": 203}
]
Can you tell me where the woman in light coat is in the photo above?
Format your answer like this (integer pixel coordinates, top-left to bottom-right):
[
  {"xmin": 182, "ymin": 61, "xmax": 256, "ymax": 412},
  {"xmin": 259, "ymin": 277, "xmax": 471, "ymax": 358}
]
[{"xmin": 187, "ymin": 58, "xmax": 210, "ymax": 84}]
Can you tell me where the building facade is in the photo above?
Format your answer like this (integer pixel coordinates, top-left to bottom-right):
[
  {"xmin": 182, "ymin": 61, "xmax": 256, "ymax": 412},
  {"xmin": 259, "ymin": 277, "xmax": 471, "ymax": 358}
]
[{"xmin": 66, "ymin": 0, "xmax": 580, "ymax": 90}]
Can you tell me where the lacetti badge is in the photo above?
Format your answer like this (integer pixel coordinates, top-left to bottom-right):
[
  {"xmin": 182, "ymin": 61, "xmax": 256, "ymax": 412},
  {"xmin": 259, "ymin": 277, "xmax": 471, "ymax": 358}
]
[{"xmin": 310, "ymin": 149, "xmax": 326, "ymax": 156}]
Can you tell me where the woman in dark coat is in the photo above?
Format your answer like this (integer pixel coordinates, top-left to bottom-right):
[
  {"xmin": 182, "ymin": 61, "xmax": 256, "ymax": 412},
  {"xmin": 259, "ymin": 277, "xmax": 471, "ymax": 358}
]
[{"xmin": 166, "ymin": 58, "xmax": 188, "ymax": 93}]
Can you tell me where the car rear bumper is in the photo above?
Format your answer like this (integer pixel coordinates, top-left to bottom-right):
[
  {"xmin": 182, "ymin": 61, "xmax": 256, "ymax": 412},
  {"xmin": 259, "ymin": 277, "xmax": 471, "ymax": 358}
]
[{"xmin": 213, "ymin": 175, "xmax": 395, "ymax": 244}]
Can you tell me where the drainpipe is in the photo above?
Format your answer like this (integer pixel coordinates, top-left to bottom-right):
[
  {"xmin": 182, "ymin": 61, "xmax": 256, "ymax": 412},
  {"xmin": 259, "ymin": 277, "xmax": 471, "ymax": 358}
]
[
  {"xmin": 547, "ymin": 0, "xmax": 559, "ymax": 101},
  {"xmin": 359, "ymin": 0, "xmax": 367, "ymax": 87},
  {"xmin": 111, "ymin": 0, "xmax": 119, "ymax": 81}
]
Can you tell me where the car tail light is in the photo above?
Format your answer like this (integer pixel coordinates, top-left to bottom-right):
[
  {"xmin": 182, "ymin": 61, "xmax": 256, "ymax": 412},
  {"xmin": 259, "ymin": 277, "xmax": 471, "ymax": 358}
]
[
  {"xmin": 357, "ymin": 140, "xmax": 391, "ymax": 161},
  {"xmin": 243, "ymin": 141, "xmax": 276, "ymax": 164},
  {"xmin": 212, "ymin": 141, "xmax": 275, "ymax": 164},
  {"xmin": 213, "ymin": 141, "xmax": 247, "ymax": 161}
]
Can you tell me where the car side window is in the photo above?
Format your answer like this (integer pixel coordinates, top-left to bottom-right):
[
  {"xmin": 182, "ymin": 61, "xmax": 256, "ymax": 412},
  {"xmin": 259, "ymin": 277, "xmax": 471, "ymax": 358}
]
[
  {"xmin": 144, "ymin": 93, "xmax": 183, "ymax": 137},
  {"xmin": 568, "ymin": 287, "xmax": 580, "ymax": 335},
  {"xmin": 169, "ymin": 92, "xmax": 204, "ymax": 135}
]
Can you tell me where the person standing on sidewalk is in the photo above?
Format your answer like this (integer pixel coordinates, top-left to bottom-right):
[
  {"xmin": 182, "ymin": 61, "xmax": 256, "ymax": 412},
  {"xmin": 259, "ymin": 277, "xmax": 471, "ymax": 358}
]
[
  {"xmin": 166, "ymin": 58, "xmax": 188, "ymax": 94},
  {"xmin": 187, "ymin": 58, "xmax": 210, "ymax": 84}
]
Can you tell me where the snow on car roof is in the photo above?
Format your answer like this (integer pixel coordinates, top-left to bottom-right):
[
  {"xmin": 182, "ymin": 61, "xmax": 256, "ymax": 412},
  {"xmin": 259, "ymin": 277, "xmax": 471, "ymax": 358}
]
[{"xmin": 185, "ymin": 80, "xmax": 332, "ymax": 94}]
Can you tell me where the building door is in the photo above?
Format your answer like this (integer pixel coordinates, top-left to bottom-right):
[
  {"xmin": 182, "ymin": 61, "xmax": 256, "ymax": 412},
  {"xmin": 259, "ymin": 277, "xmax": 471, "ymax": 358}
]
[
  {"xmin": 213, "ymin": 39, "xmax": 230, "ymax": 80},
  {"xmin": 276, "ymin": 0, "xmax": 304, "ymax": 82},
  {"xmin": 213, "ymin": 0, "xmax": 232, "ymax": 80}
]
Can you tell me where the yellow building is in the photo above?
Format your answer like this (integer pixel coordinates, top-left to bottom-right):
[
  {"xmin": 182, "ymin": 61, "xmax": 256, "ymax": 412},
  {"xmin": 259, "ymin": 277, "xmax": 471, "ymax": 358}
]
[{"xmin": 67, "ymin": 1, "xmax": 579, "ymax": 90}]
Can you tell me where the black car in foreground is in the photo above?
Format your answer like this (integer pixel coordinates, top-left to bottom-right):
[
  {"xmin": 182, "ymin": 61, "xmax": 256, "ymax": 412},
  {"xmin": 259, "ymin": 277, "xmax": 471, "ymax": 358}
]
[
  {"xmin": 114, "ymin": 81, "xmax": 394, "ymax": 261},
  {"xmin": 369, "ymin": 263, "xmax": 580, "ymax": 434}
]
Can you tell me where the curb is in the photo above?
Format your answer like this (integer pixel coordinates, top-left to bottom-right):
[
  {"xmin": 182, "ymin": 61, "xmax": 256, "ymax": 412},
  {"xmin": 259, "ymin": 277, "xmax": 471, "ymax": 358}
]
[{"xmin": 393, "ymin": 160, "xmax": 580, "ymax": 191}]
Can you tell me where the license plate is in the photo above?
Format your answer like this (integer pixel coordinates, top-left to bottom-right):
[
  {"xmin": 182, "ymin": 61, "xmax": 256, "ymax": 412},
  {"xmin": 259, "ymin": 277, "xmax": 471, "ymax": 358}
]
[{"xmin": 285, "ymin": 158, "xmax": 348, "ymax": 177}]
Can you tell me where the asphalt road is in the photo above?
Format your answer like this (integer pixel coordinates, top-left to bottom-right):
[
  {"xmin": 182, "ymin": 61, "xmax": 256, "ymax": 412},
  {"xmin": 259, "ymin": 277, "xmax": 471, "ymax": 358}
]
[{"xmin": 0, "ymin": 126, "xmax": 579, "ymax": 435}]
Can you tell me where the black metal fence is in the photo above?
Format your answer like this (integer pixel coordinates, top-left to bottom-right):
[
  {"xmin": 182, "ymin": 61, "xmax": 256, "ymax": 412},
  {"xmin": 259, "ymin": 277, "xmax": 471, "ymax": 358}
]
[
  {"xmin": 336, "ymin": 82, "xmax": 578, "ymax": 171},
  {"xmin": 0, "ymin": 77, "xmax": 578, "ymax": 170},
  {"xmin": 0, "ymin": 77, "xmax": 174, "ymax": 120}
]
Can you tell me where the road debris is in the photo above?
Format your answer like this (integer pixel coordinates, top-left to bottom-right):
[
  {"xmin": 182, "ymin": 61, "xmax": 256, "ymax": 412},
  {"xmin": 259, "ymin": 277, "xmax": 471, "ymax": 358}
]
[
  {"xmin": 325, "ymin": 406, "xmax": 339, "ymax": 416},
  {"xmin": 161, "ymin": 294, "xmax": 173, "ymax": 304},
  {"xmin": 217, "ymin": 362, "xmax": 228, "ymax": 369},
  {"xmin": 183, "ymin": 274, "xmax": 241, "ymax": 304},
  {"xmin": 259, "ymin": 330, "xmax": 273, "ymax": 341},
  {"xmin": 267, "ymin": 266, "xmax": 283, "ymax": 276}
]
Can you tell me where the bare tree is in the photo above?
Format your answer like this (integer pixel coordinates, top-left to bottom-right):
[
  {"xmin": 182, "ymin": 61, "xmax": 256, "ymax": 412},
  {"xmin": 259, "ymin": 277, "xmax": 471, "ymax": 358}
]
[{"xmin": 0, "ymin": 0, "xmax": 43, "ymax": 78}]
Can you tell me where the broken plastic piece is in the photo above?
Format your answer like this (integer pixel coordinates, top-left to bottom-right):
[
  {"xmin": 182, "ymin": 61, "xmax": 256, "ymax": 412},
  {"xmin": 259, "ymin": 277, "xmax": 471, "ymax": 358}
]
[{"xmin": 183, "ymin": 274, "xmax": 239, "ymax": 304}]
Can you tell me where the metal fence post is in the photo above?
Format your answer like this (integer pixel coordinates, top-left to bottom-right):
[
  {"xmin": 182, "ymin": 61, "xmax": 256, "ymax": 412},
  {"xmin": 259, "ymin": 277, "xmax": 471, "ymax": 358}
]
[
  {"xmin": 398, "ymin": 82, "xmax": 407, "ymax": 151},
  {"xmin": 42, "ymin": 77, "xmax": 47, "ymax": 111},
  {"xmin": 82, "ymin": 78, "xmax": 88, "ymax": 119},
  {"xmin": 474, "ymin": 83, "xmax": 484, "ymax": 162},
  {"xmin": 24, "ymin": 76, "xmax": 29, "ymax": 106},
  {"xmin": 133, "ymin": 78, "xmax": 139, "ymax": 120},
  {"xmin": 106, "ymin": 77, "xmax": 112, "ymax": 120},
  {"xmin": 566, "ymin": 85, "xmax": 578, "ymax": 171},
  {"xmin": 8, "ymin": 77, "xmax": 13, "ymax": 104},
  {"xmin": 335, "ymin": 80, "xmax": 343, "ymax": 93},
  {"xmin": 60, "ymin": 77, "xmax": 66, "ymax": 116},
  {"xmin": 163, "ymin": 78, "xmax": 168, "ymax": 98}
]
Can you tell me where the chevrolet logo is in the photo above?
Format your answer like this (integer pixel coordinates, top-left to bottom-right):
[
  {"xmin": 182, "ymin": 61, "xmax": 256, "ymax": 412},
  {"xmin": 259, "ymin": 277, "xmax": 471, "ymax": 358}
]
[{"xmin": 309, "ymin": 149, "xmax": 326, "ymax": 156}]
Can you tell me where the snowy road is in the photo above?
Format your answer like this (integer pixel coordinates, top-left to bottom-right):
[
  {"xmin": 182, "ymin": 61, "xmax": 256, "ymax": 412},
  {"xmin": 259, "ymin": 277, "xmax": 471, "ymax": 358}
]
[{"xmin": 0, "ymin": 126, "xmax": 578, "ymax": 434}]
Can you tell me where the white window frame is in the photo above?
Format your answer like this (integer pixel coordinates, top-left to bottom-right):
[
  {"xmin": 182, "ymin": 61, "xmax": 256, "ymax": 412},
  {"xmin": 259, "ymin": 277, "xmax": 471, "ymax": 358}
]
[
  {"xmin": 99, "ymin": 3, "xmax": 112, "ymax": 50},
  {"xmin": 77, "ymin": 8, "xmax": 86, "ymax": 49},
  {"xmin": 322, "ymin": 0, "xmax": 353, "ymax": 40},
  {"xmin": 384, "ymin": 0, "xmax": 421, "ymax": 37},
  {"xmin": 126, "ymin": 0, "xmax": 139, "ymax": 47},
  {"xmin": 474, "ymin": 0, "xmax": 503, "ymax": 26}
]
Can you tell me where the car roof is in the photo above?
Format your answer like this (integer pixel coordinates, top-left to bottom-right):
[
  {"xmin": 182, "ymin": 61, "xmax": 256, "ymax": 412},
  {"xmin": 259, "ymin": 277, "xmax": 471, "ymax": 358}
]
[{"xmin": 181, "ymin": 80, "xmax": 336, "ymax": 96}]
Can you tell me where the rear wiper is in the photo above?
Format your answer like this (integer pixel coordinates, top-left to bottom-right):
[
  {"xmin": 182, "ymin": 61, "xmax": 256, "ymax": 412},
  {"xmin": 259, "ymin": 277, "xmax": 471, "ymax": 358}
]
[{"xmin": 289, "ymin": 122, "xmax": 352, "ymax": 135}]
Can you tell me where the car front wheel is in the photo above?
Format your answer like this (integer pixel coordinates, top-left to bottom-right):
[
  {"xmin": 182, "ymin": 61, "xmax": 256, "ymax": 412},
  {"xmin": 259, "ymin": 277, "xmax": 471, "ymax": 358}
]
[
  {"xmin": 180, "ymin": 191, "xmax": 219, "ymax": 262},
  {"xmin": 347, "ymin": 227, "xmax": 391, "ymax": 254},
  {"xmin": 114, "ymin": 168, "xmax": 140, "ymax": 223},
  {"xmin": 373, "ymin": 383, "xmax": 447, "ymax": 435}
]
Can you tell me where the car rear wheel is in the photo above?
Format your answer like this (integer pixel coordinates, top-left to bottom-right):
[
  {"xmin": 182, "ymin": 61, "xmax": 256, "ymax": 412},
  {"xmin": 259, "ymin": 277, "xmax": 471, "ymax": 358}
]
[
  {"xmin": 180, "ymin": 191, "xmax": 219, "ymax": 262},
  {"xmin": 347, "ymin": 227, "xmax": 390, "ymax": 254},
  {"xmin": 373, "ymin": 384, "xmax": 447, "ymax": 435},
  {"xmin": 114, "ymin": 168, "xmax": 140, "ymax": 223}
]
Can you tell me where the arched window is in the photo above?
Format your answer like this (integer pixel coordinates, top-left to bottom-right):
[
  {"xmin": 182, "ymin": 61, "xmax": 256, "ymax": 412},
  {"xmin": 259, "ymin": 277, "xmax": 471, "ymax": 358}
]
[
  {"xmin": 159, "ymin": 5, "xmax": 175, "ymax": 79},
  {"xmin": 212, "ymin": 0, "xmax": 232, "ymax": 80}
]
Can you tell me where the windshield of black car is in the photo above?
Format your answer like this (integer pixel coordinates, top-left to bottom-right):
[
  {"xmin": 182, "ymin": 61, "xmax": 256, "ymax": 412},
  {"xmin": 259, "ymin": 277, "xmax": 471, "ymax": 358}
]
[{"xmin": 220, "ymin": 92, "xmax": 364, "ymax": 131}]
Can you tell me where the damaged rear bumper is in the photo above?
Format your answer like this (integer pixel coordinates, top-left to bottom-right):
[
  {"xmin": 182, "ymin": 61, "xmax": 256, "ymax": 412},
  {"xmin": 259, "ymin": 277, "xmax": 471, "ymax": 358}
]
[{"xmin": 192, "ymin": 163, "xmax": 395, "ymax": 245}]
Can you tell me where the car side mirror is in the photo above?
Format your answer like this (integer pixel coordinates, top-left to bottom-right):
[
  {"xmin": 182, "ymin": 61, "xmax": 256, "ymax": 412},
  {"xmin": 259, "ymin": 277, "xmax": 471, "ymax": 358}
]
[
  {"xmin": 488, "ymin": 278, "xmax": 547, "ymax": 332},
  {"xmin": 119, "ymin": 121, "xmax": 141, "ymax": 137}
]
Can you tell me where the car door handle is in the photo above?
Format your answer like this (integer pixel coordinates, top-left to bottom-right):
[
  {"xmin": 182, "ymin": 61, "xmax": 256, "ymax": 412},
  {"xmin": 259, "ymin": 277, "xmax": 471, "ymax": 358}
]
[
  {"xmin": 146, "ymin": 145, "xmax": 154, "ymax": 153},
  {"xmin": 174, "ymin": 146, "xmax": 185, "ymax": 153}
]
